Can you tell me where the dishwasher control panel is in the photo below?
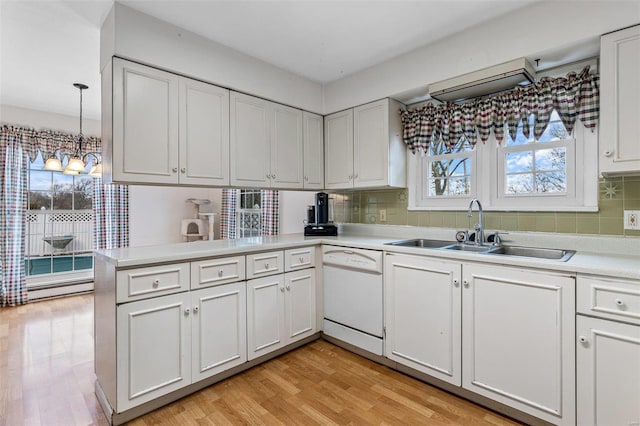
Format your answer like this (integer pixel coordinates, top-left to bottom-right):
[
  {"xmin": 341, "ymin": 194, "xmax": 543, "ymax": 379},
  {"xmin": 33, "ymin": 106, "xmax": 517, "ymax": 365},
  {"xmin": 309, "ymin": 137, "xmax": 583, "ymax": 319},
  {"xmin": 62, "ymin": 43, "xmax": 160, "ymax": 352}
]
[{"xmin": 322, "ymin": 245, "xmax": 383, "ymax": 273}]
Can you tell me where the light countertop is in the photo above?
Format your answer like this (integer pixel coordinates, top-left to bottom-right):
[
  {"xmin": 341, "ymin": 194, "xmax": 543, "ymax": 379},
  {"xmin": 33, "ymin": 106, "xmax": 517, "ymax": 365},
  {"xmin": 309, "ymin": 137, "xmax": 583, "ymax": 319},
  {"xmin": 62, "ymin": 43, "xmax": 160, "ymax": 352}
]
[{"xmin": 95, "ymin": 225, "xmax": 640, "ymax": 280}]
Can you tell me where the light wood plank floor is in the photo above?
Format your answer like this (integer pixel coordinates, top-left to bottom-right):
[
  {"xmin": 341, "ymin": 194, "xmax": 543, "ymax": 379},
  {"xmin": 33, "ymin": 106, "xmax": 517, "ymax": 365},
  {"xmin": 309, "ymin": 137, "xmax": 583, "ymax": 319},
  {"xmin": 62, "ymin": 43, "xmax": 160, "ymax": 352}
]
[{"xmin": 1, "ymin": 294, "xmax": 521, "ymax": 425}]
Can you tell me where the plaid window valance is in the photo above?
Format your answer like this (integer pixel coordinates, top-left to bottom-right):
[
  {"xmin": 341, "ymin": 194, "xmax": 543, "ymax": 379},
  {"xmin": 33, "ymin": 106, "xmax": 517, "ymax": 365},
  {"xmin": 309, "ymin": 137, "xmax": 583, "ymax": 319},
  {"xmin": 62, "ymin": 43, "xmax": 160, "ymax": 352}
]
[
  {"xmin": 399, "ymin": 66, "xmax": 599, "ymax": 153},
  {"xmin": 0, "ymin": 125, "xmax": 101, "ymax": 162}
]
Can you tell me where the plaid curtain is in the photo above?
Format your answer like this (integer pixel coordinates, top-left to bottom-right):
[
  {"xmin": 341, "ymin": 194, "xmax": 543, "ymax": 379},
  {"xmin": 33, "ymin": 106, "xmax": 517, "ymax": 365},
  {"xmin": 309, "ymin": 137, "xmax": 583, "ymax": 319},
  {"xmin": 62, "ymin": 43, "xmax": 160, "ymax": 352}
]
[
  {"xmin": 261, "ymin": 190, "xmax": 279, "ymax": 235},
  {"xmin": 0, "ymin": 129, "xmax": 29, "ymax": 306},
  {"xmin": 400, "ymin": 66, "xmax": 600, "ymax": 153},
  {"xmin": 220, "ymin": 189, "xmax": 238, "ymax": 239},
  {"xmin": 93, "ymin": 178, "xmax": 129, "ymax": 250}
]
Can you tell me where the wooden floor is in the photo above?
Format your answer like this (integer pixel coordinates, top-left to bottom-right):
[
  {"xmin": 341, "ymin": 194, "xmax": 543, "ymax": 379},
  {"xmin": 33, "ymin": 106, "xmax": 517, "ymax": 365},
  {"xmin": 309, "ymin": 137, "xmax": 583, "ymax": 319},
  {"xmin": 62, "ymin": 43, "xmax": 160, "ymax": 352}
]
[{"xmin": 1, "ymin": 294, "xmax": 521, "ymax": 426}]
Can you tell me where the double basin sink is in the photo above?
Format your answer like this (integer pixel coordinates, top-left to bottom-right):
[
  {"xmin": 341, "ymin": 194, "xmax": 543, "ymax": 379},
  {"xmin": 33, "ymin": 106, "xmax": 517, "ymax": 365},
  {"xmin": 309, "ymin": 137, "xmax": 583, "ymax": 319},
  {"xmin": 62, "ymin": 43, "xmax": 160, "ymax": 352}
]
[{"xmin": 386, "ymin": 239, "xmax": 575, "ymax": 262}]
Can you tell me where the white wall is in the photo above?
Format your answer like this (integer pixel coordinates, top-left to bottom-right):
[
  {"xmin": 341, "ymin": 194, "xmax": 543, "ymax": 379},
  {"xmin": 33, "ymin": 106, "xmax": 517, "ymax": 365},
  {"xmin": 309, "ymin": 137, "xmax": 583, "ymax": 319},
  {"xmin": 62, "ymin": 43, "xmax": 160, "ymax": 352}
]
[
  {"xmin": 280, "ymin": 191, "xmax": 315, "ymax": 234},
  {"xmin": 102, "ymin": 3, "xmax": 324, "ymax": 114},
  {"xmin": 1, "ymin": 104, "xmax": 101, "ymax": 137},
  {"xmin": 128, "ymin": 186, "xmax": 222, "ymax": 246},
  {"xmin": 323, "ymin": 1, "xmax": 640, "ymax": 113}
]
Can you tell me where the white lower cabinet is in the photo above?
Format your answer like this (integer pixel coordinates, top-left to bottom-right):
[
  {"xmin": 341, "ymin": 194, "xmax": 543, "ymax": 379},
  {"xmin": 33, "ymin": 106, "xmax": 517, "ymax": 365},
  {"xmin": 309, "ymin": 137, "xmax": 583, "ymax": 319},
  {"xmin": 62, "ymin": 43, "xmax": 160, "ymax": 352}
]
[
  {"xmin": 116, "ymin": 292, "xmax": 191, "ymax": 412},
  {"xmin": 247, "ymin": 268, "xmax": 316, "ymax": 360},
  {"xmin": 462, "ymin": 264, "xmax": 575, "ymax": 425},
  {"xmin": 116, "ymin": 282, "xmax": 246, "ymax": 412},
  {"xmin": 384, "ymin": 253, "xmax": 462, "ymax": 385},
  {"xmin": 577, "ymin": 315, "xmax": 640, "ymax": 426}
]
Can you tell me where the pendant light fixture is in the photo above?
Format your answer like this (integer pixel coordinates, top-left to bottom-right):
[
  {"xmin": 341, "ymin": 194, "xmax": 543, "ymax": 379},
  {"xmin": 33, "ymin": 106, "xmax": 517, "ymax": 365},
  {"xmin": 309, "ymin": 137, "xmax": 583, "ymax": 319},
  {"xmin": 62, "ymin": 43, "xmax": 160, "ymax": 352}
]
[{"xmin": 43, "ymin": 83, "xmax": 102, "ymax": 177}]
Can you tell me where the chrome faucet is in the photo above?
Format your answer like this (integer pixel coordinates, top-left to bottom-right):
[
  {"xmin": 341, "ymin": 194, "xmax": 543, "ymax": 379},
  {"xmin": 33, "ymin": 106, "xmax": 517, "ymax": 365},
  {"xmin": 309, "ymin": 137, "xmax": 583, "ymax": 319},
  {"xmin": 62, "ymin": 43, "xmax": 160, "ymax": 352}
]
[{"xmin": 467, "ymin": 199, "xmax": 484, "ymax": 246}]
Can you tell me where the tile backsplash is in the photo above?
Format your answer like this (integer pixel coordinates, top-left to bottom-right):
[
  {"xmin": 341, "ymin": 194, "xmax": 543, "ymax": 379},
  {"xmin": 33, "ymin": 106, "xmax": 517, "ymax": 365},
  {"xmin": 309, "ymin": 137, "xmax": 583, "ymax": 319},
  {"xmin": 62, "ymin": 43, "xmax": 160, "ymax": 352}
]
[{"xmin": 330, "ymin": 176, "xmax": 640, "ymax": 237}]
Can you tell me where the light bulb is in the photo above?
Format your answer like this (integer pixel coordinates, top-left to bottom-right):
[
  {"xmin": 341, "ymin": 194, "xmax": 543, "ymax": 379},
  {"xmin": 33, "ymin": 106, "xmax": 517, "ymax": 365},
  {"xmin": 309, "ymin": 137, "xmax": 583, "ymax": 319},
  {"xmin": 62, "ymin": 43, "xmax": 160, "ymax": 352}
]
[
  {"xmin": 43, "ymin": 156, "xmax": 63, "ymax": 172},
  {"xmin": 65, "ymin": 156, "xmax": 85, "ymax": 173}
]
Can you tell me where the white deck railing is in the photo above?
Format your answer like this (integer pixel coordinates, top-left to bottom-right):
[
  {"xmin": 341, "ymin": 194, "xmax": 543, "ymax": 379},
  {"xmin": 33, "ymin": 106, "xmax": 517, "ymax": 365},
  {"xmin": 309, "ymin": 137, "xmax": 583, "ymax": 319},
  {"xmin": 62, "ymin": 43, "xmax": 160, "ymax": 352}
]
[{"xmin": 26, "ymin": 209, "xmax": 93, "ymax": 256}]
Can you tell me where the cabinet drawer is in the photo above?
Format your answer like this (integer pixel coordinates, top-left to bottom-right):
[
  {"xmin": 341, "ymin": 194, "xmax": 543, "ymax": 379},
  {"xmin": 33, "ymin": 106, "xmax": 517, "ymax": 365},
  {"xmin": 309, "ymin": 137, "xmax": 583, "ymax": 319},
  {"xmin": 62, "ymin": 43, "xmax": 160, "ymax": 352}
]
[
  {"xmin": 117, "ymin": 263, "xmax": 189, "ymax": 303},
  {"xmin": 246, "ymin": 251, "xmax": 284, "ymax": 279},
  {"xmin": 578, "ymin": 275, "xmax": 640, "ymax": 325},
  {"xmin": 191, "ymin": 256, "xmax": 246, "ymax": 289},
  {"xmin": 284, "ymin": 246, "xmax": 316, "ymax": 272}
]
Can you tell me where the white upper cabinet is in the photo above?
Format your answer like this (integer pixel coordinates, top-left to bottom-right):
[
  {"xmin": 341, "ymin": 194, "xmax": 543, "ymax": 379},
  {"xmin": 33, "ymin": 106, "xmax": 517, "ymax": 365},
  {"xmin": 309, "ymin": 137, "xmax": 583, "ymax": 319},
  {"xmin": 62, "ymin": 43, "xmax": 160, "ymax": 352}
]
[
  {"xmin": 107, "ymin": 58, "xmax": 230, "ymax": 186},
  {"xmin": 179, "ymin": 78, "xmax": 230, "ymax": 186},
  {"xmin": 230, "ymin": 92, "xmax": 304, "ymax": 189},
  {"xmin": 111, "ymin": 58, "xmax": 179, "ymax": 184},
  {"xmin": 325, "ymin": 99, "xmax": 406, "ymax": 190},
  {"xmin": 600, "ymin": 24, "xmax": 640, "ymax": 175},
  {"xmin": 324, "ymin": 109, "xmax": 354, "ymax": 189},
  {"xmin": 303, "ymin": 112, "xmax": 324, "ymax": 189}
]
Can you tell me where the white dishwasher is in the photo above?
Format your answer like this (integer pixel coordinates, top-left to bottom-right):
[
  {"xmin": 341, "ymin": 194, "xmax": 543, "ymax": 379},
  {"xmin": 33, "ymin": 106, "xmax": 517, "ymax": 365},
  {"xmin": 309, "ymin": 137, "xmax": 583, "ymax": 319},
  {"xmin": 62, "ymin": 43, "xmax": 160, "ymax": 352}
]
[{"xmin": 322, "ymin": 245, "xmax": 383, "ymax": 355}]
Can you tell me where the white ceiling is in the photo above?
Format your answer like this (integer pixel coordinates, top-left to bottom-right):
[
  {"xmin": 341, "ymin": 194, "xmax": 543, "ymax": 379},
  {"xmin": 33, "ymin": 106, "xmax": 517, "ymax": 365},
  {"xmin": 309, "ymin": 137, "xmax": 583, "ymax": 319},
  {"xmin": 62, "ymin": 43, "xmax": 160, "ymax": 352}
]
[{"xmin": 0, "ymin": 0, "xmax": 537, "ymax": 121}]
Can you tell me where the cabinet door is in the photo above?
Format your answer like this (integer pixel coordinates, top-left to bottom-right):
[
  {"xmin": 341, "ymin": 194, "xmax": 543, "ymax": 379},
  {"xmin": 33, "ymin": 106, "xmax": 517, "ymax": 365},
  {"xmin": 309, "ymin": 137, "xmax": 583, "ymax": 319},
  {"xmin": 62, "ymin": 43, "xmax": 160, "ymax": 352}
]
[
  {"xmin": 230, "ymin": 92, "xmax": 270, "ymax": 187},
  {"xmin": 324, "ymin": 109, "xmax": 354, "ymax": 189},
  {"xmin": 113, "ymin": 58, "xmax": 179, "ymax": 184},
  {"xmin": 354, "ymin": 99, "xmax": 389, "ymax": 188},
  {"xmin": 179, "ymin": 78, "xmax": 230, "ymax": 185},
  {"xmin": 284, "ymin": 269, "xmax": 316, "ymax": 345},
  {"xmin": 247, "ymin": 275, "xmax": 285, "ymax": 360},
  {"xmin": 270, "ymin": 102, "xmax": 303, "ymax": 188},
  {"xmin": 384, "ymin": 254, "xmax": 461, "ymax": 386},
  {"xmin": 600, "ymin": 25, "xmax": 640, "ymax": 175},
  {"xmin": 191, "ymin": 282, "xmax": 247, "ymax": 382},
  {"xmin": 577, "ymin": 315, "xmax": 640, "ymax": 426},
  {"xmin": 116, "ymin": 292, "xmax": 190, "ymax": 411},
  {"xmin": 462, "ymin": 264, "xmax": 575, "ymax": 425},
  {"xmin": 303, "ymin": 112, "xmax": 324, "ymax": 189}
]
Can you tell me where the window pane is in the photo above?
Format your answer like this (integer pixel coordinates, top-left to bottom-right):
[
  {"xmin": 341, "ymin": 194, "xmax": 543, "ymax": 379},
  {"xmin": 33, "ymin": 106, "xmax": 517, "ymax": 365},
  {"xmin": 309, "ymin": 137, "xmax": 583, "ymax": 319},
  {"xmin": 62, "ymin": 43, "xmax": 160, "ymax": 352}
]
[
  {"xmin": 428, "ymin": 178, "xmax": 447, "ymax": 196},
  {"xmin": 74, "ymin": 192, "xmax": 93, "ymax": 209},
  {"xmin": 536, "ymin": 148, "xmax": 566, "ymax": 171},
  {"xmin": 26, "ymin": 257, "xmax": 52, "ymax": 275},
  {"xmin": 29, "ymin": 170, "xmax": 52, "ymax": 191},
  {"xmin": 29, "ymin": 191, "xmax": 52, "ymax": 210},
  {"xmin": 429, "ymin": 158, "xmax": 471, "ymax": 179},
  {"xmin": 448, "ymin": 177, "xmax": 471, "ymax": 196},
  {"xmin": 506, "ymin": 151, "xmax": 533, "ymax": 173},
  {"xmin": 536, "ymin": 172, "xmax": 566, "ymax": 193},
  {"xmin": 53, "ymin": 192, "xmax": 73, "ymax": 209},
  {"xmin": 53, "ymin": 173, "xmax": 74, "ymax": 192},
  {"xmin": 506, "ymin": 174, "xmax": 533, "ymax": 194}
]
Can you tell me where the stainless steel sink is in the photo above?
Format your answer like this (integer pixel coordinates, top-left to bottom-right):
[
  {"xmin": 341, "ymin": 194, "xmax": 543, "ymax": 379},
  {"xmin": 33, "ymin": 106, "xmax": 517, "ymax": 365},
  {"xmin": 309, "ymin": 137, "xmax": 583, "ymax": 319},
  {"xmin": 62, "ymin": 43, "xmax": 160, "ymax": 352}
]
[
  {"xmin": 385, "ymin": 239, "xmax": 454, "ymax": 249},
  {"xmin": 441, "ymin": 244, "xmax": 494, "ymax": 253},
  {"xmin": 488, "ymin": 245, "xmax": 575, "ymax": 261}
]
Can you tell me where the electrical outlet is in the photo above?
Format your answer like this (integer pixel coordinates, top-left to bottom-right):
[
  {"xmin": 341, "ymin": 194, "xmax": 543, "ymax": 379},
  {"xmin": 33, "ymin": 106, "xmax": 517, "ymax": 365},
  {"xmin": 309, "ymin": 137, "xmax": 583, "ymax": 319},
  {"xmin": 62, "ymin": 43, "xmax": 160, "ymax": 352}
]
[
  {"xmin": 379, "ymin": 209, "xmax": 387, "ymax": 222},
  {"xmin": 624, "ymin": 210, "xmax": 640, "ymax": 230}
]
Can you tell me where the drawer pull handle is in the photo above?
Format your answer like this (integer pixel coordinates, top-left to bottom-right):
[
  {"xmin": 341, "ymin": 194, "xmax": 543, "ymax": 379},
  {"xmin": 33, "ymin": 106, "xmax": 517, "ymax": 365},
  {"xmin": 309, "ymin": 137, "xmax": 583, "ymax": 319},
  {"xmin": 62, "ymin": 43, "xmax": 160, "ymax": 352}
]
[
  {"xmin": 286, "ymin": 284, "xmax": 291, "ymax": 291},
  {"xmin": 615, "ymin": 298, "xmax": 624, "ymax": 306},
  {"xmin": 280, "ymin": 286, "xmax": 285, "ymax": 293},
  {"xmin": 265, "ymin": 262, "xmax": 270, "ymax": 269},
  {"xmin": 218, "ymin": 269, "xmax": 224, "ymax": 277},
  {"xmin": 193, "ymin": 306, "xmax": 199, "ymax": 314},
  {"xmin": 172, "ymin": 167, "xmax": 178, "ymax": 173},
  {"xmin": 152, "ymin": 279, "xmax": 160, "ymax": 287},
  {"xmin": 463, "ymin": 280, "xmax": 470, "ymax": 288},
  {"xmin": 453, "ymin": 279, "xmax": 459, "ymax": 287},
  {"xmin": 299, "ymin": 256, "xmax": 305, "ymax": 263},
  {"xmin": 185, "ymin": 308, "xmax": 190, "ymax": 316},
  {"xmin": 578, "ymin": 336, "xmax": 588, "ymax": 344}
]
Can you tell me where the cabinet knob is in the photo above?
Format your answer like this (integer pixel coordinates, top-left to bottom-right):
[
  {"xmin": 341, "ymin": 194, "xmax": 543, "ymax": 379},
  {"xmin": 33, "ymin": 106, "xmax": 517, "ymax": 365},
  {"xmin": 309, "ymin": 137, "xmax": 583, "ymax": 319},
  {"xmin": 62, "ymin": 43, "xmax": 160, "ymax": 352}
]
[
  {"xmin": 453, "ymin": 279, "xmax": 459, "ymax": 287},
  {"xmin": 218, "ymin": 269, "xmax": 224, "ymax": 277},
  {"xmin": 280, "ymin": 286, "xmax": 285, "ymax": 293},
  {"xmin": 603, "ymin": 150, "xmax": 614, "ymax": 158},
  {"xmin": 272, "ymin": 174, "xmax": 276, "ymax": 179},
  {"xmin": 172, "ymin": 167, "xmax": 178, "ymax": 173},
  {"xmin": 152, "ymin": 279, "xmax": 160, "ymax": 287},
  {"xmin": 286, "ymin": 283, "xmax": 291, "ymax": 291},
  {"xmin": 185, "ymin": 308, "xmax": 190, "ymax": 316},
  {"xmin": 615, "ymin": 298, "xmax": 625, "ymax": 307},
  {"xmin": 193, "ymin": 306, "xmax": 199, "ymax": 313},
  {"xmin": 265, "ymin": 262, "xmax": 269, "ymax": 269},
  {"xmin": 304, "ymin": 176, "xmax": 308, "ymax": 181},
  {"xmin": 299, "ymin": 256, "xmax": 305, "ymax": 264},
  {"xmin": 354, "ymin": 173, "xmax": 358, "ymax": 179},
  {"xmin": 266, "ymin": 174, "xmax": 271, "ymax": 179},
  {"xmin": 463, "ymin": 280, "xmax": 470, "ymax": 288},
  {"xmin": 181, "ymin": 167, "xmax": 186, "ymax": 173},
  {"xmin": 348, "ymin": 175, "xmax": 353, "ymax": 180},
  {"xmin": 578, "ymin": 336, "xmax": 588, "ymax": 344}
]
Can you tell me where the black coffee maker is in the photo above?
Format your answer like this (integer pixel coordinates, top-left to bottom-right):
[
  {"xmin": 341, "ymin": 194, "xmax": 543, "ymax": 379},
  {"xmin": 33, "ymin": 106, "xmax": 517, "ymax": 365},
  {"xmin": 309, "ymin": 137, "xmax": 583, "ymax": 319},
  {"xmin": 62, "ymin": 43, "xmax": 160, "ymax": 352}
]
[{"xmin": 304, "ymin": 192, "xmax": 338, "ymax": 236}]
